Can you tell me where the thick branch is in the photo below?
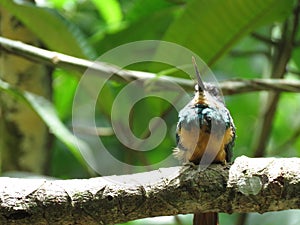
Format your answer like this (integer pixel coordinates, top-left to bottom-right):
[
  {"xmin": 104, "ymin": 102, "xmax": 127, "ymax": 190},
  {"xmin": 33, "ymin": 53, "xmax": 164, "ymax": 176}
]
[
  {"xmin": 1, "ymin": 36, "xmax": 300, "ymax": 95},
  {"xmin": 0, "ymin": 156, "xmax": 300, "ymax": 224}
]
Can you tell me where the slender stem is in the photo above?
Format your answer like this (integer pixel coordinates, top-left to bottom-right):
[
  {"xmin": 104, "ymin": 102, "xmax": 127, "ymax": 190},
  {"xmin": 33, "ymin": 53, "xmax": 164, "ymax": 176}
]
[
  {"xmin": 252, "ymin": 3, "xmax": 300, "ymax": 158},
  {"xmin": 220, "ymin": 78, "xmax": 300, "ymax": 95},
  {"xmin": 1, "ymin": 36, "xmax": 300, "ymax": 96},
  {"xmin": 242, "ymin": 3, "xmax": 300, "ymax": 225},
  {"xmin": 230, "ymin": 50, "xmax": 270, "ymax": 58},
  {"xmin": 286, "ymin": 67, "xmax": 300, "ymax": 76},
  {"xmin": 251, "ymin": 32, "xmax": 278, "ymax": 46},
  {"xmin": 294, "ymin": 40, "xmax": 300, "ymax": 46}
]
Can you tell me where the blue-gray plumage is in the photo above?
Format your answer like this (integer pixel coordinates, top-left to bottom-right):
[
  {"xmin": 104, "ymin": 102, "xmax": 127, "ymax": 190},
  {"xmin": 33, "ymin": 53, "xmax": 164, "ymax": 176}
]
[
  {"xmin": 173, "ymin": 58, "xmax": 236, "ymax": 225},
  {"xmin": 174, "ymin": 60, "xmax": 236, "ymax": 165}
]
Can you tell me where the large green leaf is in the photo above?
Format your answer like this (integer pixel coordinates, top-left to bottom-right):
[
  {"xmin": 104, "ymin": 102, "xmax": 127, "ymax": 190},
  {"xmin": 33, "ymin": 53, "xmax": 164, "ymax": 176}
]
[
  {"xmin": 91, "ymin": 0, "xmax": 123, "ymax": 25},
  {"xmin": 0, "ymin": 0, "xmax": 96, "ymax": 58},
  {"xmin": 95, "ymin": 5, "xmax": 177, "ymax": 55},
  {"xmin": 53, "ymin": 69, "xmax": 78, "ymax": 120},
  {"xmin": 163, "ymin": 0, "xmax": 295, "ymax": 66},
  {"xmin": 0, "ymin": 79, "xmax": 93, "ymax": 174},
  {"xmin": 124, "ymin": 0, "xmax": 175, "ymax": 22}
]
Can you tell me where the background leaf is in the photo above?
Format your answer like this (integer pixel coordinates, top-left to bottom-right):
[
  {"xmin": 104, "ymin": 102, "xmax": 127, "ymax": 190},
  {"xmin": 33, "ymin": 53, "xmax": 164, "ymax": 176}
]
[
  {"xmin": 162, "ymin": 0, "xmax": 294, "ymax": 65},
  {"xmin": 0, "ymin": 0, "xmax": 96, "ymax": 58},
  {"xmin": 0, "ymin": 79, "xmax": 92, "ymax": 174}
]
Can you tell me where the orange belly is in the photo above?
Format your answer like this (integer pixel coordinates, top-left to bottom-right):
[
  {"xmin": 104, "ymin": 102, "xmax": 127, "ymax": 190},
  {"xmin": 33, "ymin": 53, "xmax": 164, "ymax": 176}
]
[{"xmin": 179, "ymin": 125, "xmax": 233, "ymax": 164}]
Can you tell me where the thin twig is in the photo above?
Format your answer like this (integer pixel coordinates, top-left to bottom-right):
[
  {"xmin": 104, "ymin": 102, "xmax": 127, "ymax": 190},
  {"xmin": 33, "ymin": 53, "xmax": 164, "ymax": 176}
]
[
  {"xmin": 251, "ymin": 32, "xmax": 278, "ymax": 46},
  {"xmin": 294, "ymin": 39, "xmax": 300, "ymax": 46},
  {"xmin": 71, "ymin": 126, "xmax": 114, "ymax": 136},
  {"xmin": 1, "ymin": 36, "xmax": 300, "ymax": 96},
  {"xmin": 287, "ymin": 67, "xmax": 300, "ymax": 76},
  {"xmin": 220, "ymin": 78, "xmax": 300, "ymax": 95},
  {"xmin": 252, "ymin": 3, "xmax": 300, "ymax": 158},
  {"xmin": 0, "ymin": 36, "xmax": 194, "ymax": 89},
  {"xmin": 230, "ymin": 50, "xmax": 269, "ymax": 58}
]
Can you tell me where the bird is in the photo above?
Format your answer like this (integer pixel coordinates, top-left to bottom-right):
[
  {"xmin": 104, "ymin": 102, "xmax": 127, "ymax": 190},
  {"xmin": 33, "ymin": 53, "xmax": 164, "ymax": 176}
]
[{"xmin": 173, "ymin": 57, "xmax": 236, "ymax": 225}]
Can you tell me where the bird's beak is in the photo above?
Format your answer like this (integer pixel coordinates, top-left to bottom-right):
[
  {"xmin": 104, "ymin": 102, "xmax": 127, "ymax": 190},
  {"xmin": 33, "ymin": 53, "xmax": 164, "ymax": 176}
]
[{"xmin": 192, "ymin": 56, "xmax": 205, "ymax": 92}]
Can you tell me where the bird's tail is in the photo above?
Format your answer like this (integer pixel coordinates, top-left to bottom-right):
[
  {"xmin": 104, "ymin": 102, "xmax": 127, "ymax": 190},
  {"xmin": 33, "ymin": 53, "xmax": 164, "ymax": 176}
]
[{"xmin": 193, "ymin": 212, "xmax": 218, "ymax": 225}]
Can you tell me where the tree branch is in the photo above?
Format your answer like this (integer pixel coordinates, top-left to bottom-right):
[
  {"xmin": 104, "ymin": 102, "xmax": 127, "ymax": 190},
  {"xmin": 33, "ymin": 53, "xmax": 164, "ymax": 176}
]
[
  {"xmin": 0, "ymin": 156, "xmax": 300, "ymax": 224},
  {"xmin": 1, "ymin": 36, "xmax": 300, "ymax": 95},
  {"xmin": 250, "ymin": 32, "xmax": 278, "ymax": 46},
  {"xmin": 0, "ymin": 36, "xmax": 194, "ymax": 90},
  {"xmin": 220, "ymin": 78, "xmax": 300, "ymax": 95}
]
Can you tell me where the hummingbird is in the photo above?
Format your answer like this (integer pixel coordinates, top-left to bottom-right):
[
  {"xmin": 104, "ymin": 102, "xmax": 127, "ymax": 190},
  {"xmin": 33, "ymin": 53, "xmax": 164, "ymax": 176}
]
[{"xmin": 173, "ymin": 57, "xmax": 236, "ymax": 225}]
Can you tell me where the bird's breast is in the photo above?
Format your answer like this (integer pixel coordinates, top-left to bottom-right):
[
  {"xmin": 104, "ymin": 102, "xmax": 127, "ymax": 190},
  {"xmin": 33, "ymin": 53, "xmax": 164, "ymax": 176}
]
[{"xmin": 177, "ymin": 105, "xmax": 234, "ymax": 164}]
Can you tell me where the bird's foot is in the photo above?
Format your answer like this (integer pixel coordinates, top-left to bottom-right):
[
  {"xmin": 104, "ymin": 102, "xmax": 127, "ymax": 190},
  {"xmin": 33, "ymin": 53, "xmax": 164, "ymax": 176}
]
[{"xmin": 183, "ymin": 161, "xmax": 199, "ymax": 169}]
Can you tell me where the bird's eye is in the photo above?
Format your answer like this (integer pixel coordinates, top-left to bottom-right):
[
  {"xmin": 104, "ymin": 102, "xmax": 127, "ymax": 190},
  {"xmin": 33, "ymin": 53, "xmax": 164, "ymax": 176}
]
[
  {"xmin": 205, "ymin": 115, "xmax": 212, "ymax": 121},
  {"xmin": 202, "ymin": 113, "xmax": 212, "ymax": 127}
]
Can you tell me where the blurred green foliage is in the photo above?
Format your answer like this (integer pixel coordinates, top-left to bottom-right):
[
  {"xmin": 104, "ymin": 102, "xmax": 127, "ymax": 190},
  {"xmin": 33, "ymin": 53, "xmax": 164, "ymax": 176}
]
[{"xmin": 1, "ymin": 0, "xmax": 300, "ymax": 224}]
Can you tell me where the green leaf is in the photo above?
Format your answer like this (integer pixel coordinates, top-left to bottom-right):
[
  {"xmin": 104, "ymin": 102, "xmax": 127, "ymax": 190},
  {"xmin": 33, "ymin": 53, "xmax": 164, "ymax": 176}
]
[
  {"xmin": 0, "ymin": 79, "xmax": 93, "ymax": 174},
  {"xmin": 162, "ymin": 0, "xmax": 295, "ymax": 66},
  {"xmin": 0, "ymin": 0, "xmax": 96, "ymax": 58},
  {"xmin": 95, "ymin": 7, "xmax": 176, "ymax": 55},
  {"xmin": 53, "ymin": 69, "xmax": 78, "ymax": 120},
  {"xmin": 47, "ymin": 0, "xmax": 76, "ymax": 10},
  {"xmin": 91, "ymin": 0, "xmax": 122, "ymax": 25},
  {"xmin": 124, "ymin": 0, "xmax": 175, "ymax": 22}
]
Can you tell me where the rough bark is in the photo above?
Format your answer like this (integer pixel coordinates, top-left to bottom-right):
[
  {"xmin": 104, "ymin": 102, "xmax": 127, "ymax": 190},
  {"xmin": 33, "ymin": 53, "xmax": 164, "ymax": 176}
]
[{"xmin": 0, "ymin": 156, "xmax": 299, "ymax": 225}]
